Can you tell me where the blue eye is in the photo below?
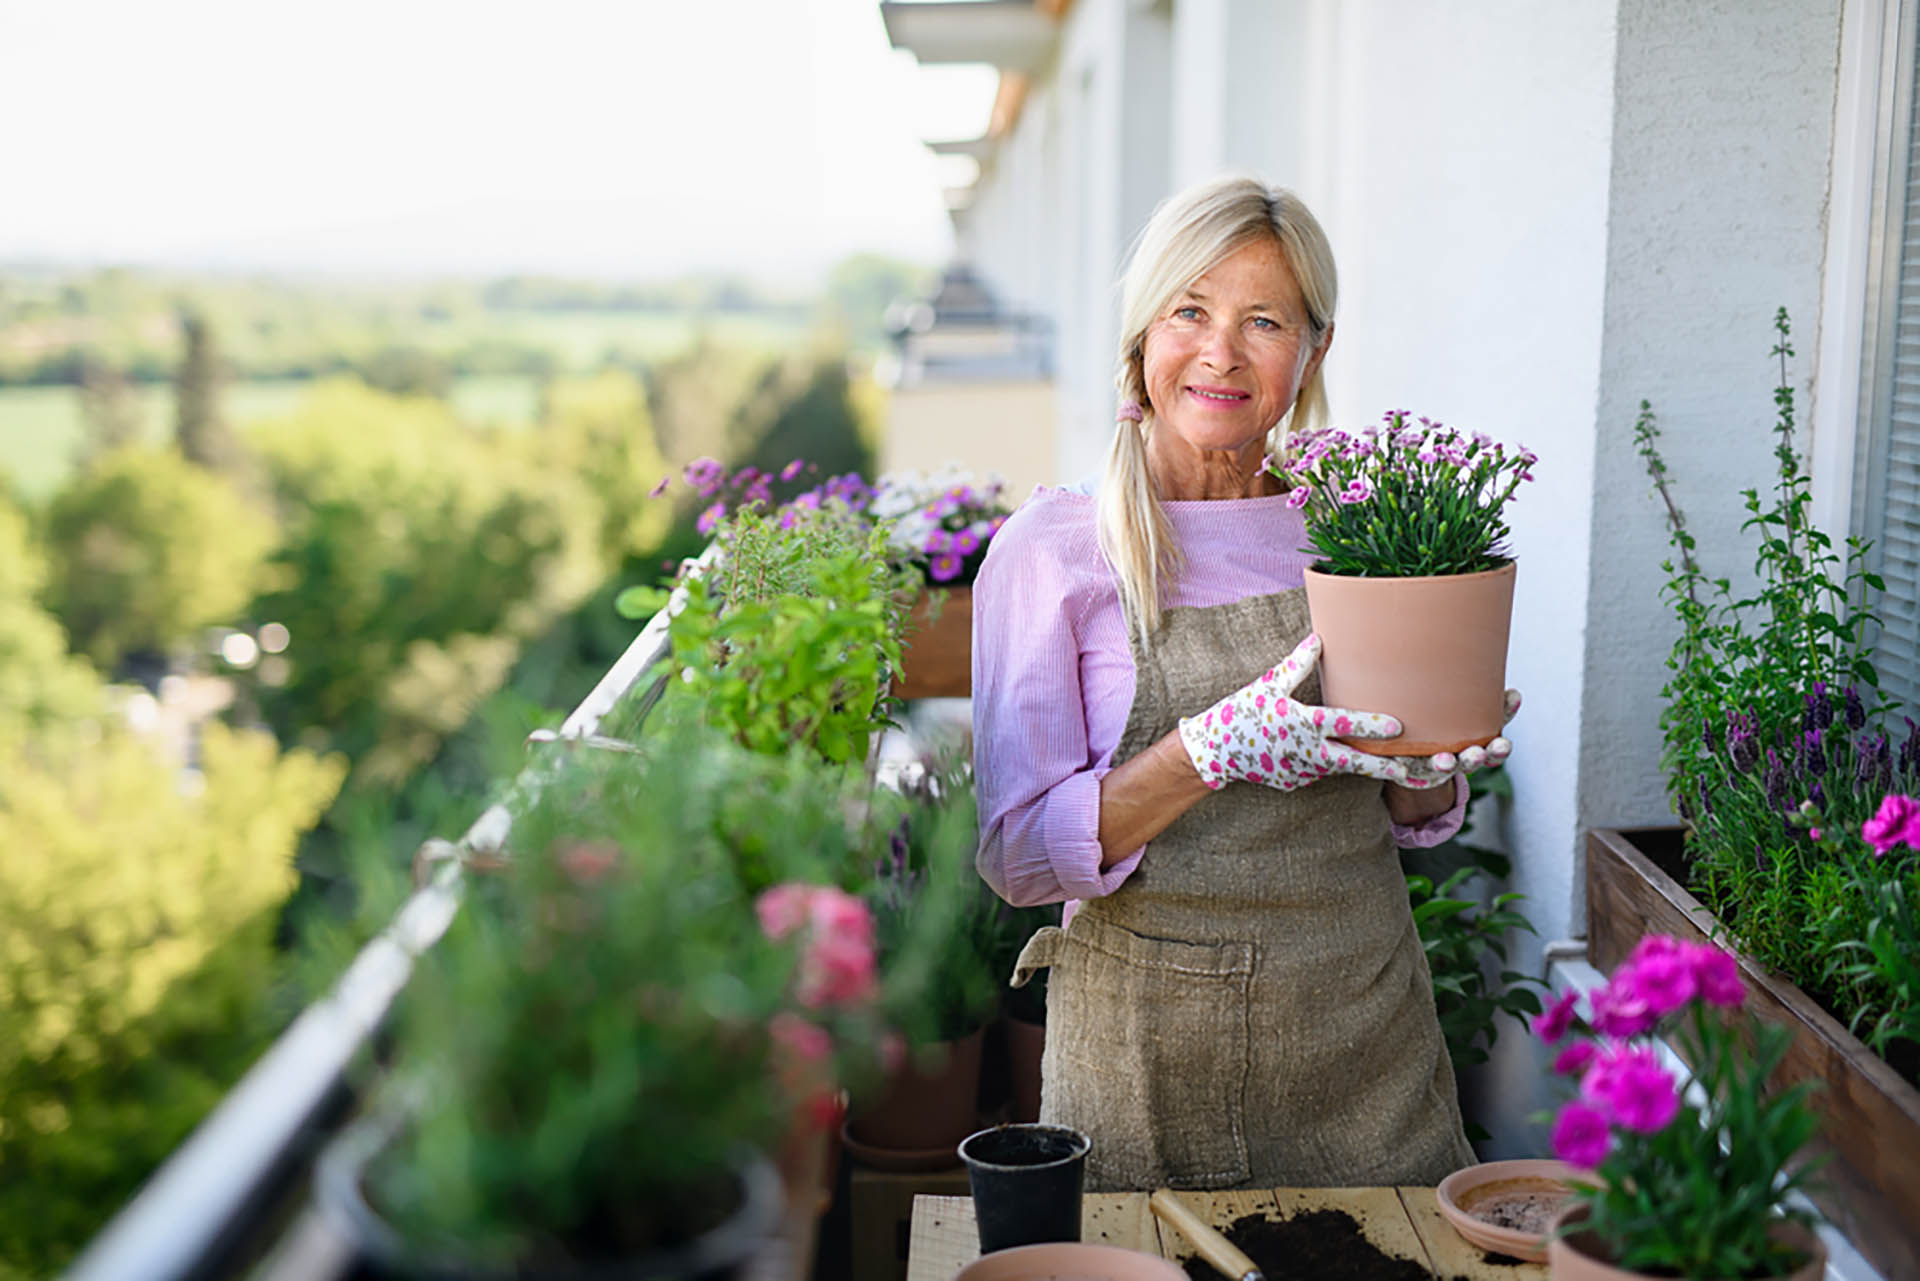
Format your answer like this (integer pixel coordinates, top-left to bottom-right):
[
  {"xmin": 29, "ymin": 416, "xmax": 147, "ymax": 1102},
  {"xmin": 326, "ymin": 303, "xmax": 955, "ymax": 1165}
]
[
  {"xmin": 1250, "ymin": 316, "xmax": 1278, "ymax": 331},
  {"xmin": 1174, "ymin": 305, "xmax": 1203, "ymax": 321}
]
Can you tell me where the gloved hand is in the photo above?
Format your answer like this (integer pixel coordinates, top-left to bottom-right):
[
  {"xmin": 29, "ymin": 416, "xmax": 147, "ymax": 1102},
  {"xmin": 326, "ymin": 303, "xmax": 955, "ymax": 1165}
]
[
  {"xmin": 1176, "ymin": 634, "xmax": 1520, "ymax": 792},
  {"xmin": 1177, "ymin": 633, "xmax": 1409, "ymax": 791},
  {"xmin": 1396, "ymin": 689, "xmax": 1521, "ymax": 789}
]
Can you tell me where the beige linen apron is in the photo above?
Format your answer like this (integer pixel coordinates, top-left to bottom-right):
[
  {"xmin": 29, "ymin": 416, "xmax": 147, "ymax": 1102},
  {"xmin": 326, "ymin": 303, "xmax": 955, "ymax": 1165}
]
[{"xmin": 1010, "ymin": 588, "xmax": 1473, "ymax": 1192}]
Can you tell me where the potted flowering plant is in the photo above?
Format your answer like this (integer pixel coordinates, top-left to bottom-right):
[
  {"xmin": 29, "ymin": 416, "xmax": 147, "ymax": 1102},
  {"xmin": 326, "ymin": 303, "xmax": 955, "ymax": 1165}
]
[
  {"xmin": 1534, "ymin": 933, "xmax": 1825, "ymax": 1281},
  {"xmin": 868, "ymin": 466, "xmax": 1013, "ymax": 700},
  {"xmin": 317, "ymin": 725, "xmax": 896, "ymax": 1277},
  {"xmin": 1270, "ymin": 410, "xmax": 1535, "ymax": 755}
]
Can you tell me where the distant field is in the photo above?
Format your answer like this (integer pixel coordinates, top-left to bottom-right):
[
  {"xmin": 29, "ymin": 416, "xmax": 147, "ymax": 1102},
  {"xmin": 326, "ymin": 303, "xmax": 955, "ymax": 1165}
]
[{"xmin": 0, "ymin": 374, "xmax": 542, "ymax": 500}]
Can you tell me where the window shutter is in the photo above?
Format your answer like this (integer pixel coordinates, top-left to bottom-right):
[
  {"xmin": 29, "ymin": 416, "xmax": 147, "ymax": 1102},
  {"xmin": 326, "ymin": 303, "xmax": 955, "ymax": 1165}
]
[{"xmin": 1863, "ymin": 12, "xmax": 1920, "ymax": 715}]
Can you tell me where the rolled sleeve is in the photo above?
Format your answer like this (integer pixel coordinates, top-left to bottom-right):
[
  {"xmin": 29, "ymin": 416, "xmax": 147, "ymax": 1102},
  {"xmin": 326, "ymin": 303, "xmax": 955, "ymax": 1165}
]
[{"xmin": 1389, "ymin": 773, "xmax": 1470, "ymax": 848}]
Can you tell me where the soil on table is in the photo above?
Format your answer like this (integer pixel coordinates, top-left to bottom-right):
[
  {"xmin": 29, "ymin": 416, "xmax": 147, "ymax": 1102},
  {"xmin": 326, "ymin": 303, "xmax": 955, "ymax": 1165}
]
[{"xmin": 1179, "ymin": 1208, "xmax": 1464, "ymax": 1281}]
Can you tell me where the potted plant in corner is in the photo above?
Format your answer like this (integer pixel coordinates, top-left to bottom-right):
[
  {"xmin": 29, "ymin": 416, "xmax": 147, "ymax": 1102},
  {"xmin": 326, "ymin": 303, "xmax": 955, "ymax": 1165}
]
[
  {"xmin": 1271, "ymin": 410, "xmax": 1534, "ymax": 755},
  {"xmin": 843, "ymin": 765, "xmax": 1004, "ymax": 1170},
  {"xmin": 316, "ymin": 723, "xmax": 894, "ymax": 1279},
  {"xmin": 1534, "ymin": 933, "xmax": 1825, "ymax": 1281},
  {"xmin": 1591, "ymin": 311, "xmax": 1920, "ymax": 1278},
  {"xmin": 869, "ymin": 466, "xmax": 1011, "ymax": 701}
]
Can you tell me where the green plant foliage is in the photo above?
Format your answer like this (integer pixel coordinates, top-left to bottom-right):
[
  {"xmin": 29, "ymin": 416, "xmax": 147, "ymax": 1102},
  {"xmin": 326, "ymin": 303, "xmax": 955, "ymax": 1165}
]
[
  {"xmin": 1401, "ymin": 768, "xmax": 1544, "ymax": 1082},
  {"xmin": 630, "ymin": 502, "xmax": 913, "ymax": 765},
  {"xmin": 0, "ymin": 721, "xmax": 343, "ymax": 1276},
  {"xmin": 247, "ymin": 380, "xmax": 607, "ymax": 767},
  {"xmin": 368, "ymin": 722, "xmax": 891, "ymax": 1265},
  {"xmin": 1635, "ymin": 309, "xmax": 1915, "ymax": 1048},
  {"xmin": 865, "ymin": 765, "xmax": 1009, "ymax": 1046},
  {"xmin": 0, "ymin": 499, "xmax": 99, "ymax": 734},
  {"xmin": 42, "ymin": 445, "xmax": 277, "ymax": 671},
  {"xmin": 533, "ymin": 369, "xmax": 674, "ymax": 561}
]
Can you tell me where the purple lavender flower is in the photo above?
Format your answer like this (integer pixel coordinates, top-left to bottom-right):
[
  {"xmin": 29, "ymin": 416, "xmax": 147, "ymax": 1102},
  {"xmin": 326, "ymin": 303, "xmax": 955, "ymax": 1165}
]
[
  {"xmin": 1753, "ymin": 845, "xmax": 1770, "ymax": 874},
  {"xmin": 1799, "ymin": 727, "xmax": 1827, "ymax": 778},
  {"xmin": 1725, "ymin": 709, "xmax": 1760, "ymax": 774},
  {"xmin": 1856, "ymin": 734, "xmax": 1881, "ymax": 795},
  {"xmin": 1876, "ymin": 732, "xmax": 1895, "ymax": 794},
  {"xmin": 1804, "ymin": 681, "xmax": 1833, "ymax": 733},
  {"xmin": 1764, "ymin": 748, "xmax": 1790, "ymax": 812},
  {"xmin": 1844, "ymin": 684, "xmax": 1867, "ymax": 731},
  {"xmin": 1810, "ymin": 780, "xmax": 1827, "ymax": 812},
  {"xmin": 1902, "ymin": 717, "xmax": 1919, "ymax": 781},
  {"xmin": 1696, "ymin": 777, "xmax": 1713, "ymax": 821},
  {"xmin": 1702, "ymin": 716, "xmax": 1720, "ymax": 758}
]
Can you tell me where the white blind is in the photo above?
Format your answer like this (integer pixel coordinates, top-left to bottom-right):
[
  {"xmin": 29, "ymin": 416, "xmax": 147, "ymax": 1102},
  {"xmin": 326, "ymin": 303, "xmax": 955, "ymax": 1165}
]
[{"xmin": 1866, "ymin": 13, "xmax": 1920, "ymax": 713}]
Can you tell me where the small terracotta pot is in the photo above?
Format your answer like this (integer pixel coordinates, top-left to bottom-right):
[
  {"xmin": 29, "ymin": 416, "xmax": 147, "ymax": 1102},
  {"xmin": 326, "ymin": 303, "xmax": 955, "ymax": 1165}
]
[
  {"xmin": 844, "ymin": 1027, "xmax": 986, "ymax": 1167},
  {"xmin": 1546, "ymin": 1204, "xmax": 1827, "ymax": 1281},
  {"xmin": 1302, "ymin": 561, "xmax": 1515, "ymax": 756},
  {"xmin": 893, "ymin": 587, "xmax": 973, "ymax": 700}
]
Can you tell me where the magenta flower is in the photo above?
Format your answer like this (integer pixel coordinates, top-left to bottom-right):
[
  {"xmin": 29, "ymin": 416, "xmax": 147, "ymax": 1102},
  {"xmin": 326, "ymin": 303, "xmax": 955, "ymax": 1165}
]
[
  {"xmin": 1533, "ymin": 990, "xmax": 1579, "ymax": 1044},
  {"xmin": 756, "ymin": 884, "xmax": 813, "ymax": 940},
  {"xmin": 929, "ymin": 553, "xmax": 963, "ymax": 581},
  {"xmin": 1553, "ymin": 1041, "xmax": 1598, "ymax": 1076},
  {"xmin": 1623, "ymin": 939, "xmax": 1697, "ymax": 1018},
  {"xmin": 1861, "ymin": 793, "xmax": 1920, "ymax": 857},
  {"xmin": 1552, "ymin": 1102, "xmax": 1613, "ymax": 1168},
  {"xmin": 696, "ymin": 502, "xmax": 726, "ymax": 535},
  {"xmin": 769, "ymin": 1011, "xmax": 832, "ymax": 1063},
  {"xmin": 1286, "ymin": 485, "xmax": 1312, "ymax": 509},
  {"xmin": 1338, "ymin": 477, "xmax": 1373, "ymax": 505},
  {"xmin": 779, "ymin": 458, "xmax": 807, "ymax": 482},
  {"xmin": 1687, "ymin": 943, "xmax": 1745, "ymax": 1008},
  {"xmin": 683, "ymin": 456, "xmax": 725, "ymax": 494},
  {"xmin": 1587, "ymin": 975, "xmax": 1655, "ymax": 1038},
  {"xmin": 1583, "ymin": 1046, "xmax": 1680, "ymax": 1134},
  {"xmin": 648, "ymin": 474, "xmax": 670, "ymax": 498}
]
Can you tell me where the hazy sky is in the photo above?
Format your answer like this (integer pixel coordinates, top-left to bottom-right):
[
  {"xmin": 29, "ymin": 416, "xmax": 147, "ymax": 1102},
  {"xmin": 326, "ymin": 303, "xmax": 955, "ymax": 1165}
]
[{"xmin": 0, "ymin": 0, "xmax": 991, "ymax": 283}]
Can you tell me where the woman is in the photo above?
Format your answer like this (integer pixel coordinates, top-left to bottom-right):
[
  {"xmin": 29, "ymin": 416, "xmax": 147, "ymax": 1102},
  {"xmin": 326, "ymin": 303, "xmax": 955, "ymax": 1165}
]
[{"xmin": 972, "ymin": 176, "xmax": 1515, "ymax": 1191}]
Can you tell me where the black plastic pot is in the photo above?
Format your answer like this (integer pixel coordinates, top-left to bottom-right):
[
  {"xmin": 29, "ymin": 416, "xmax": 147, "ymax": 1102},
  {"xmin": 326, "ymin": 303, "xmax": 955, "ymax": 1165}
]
[
  {"xmin": 957, "ymin": 1123, "xmax": 1090, "ymax": 1254},
  {"xmin": 315, "ymin": 1112, "xmax": 783, "ymax": 1280}
]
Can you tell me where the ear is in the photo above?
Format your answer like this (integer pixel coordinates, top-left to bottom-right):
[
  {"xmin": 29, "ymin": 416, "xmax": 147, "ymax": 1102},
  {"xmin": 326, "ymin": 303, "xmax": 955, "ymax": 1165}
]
[{"xmin": 1303, "ymin": 321, "xmax": 1334, "ymax": 385}]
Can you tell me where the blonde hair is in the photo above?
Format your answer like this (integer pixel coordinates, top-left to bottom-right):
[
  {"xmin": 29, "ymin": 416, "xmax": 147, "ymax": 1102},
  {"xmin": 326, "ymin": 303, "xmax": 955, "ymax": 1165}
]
[{"xmin": 1096, "ymin": 176, "xmax": 1338, "ymax": 646}]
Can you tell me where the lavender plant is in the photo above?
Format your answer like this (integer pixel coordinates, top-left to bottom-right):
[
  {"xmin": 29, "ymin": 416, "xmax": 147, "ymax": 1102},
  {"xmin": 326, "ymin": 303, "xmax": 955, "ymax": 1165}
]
[
  {"xmin": 1270, "ymin": 410, "xmax": 1535, "ymax": 577},
  {"xmin": 1636, "ymin": 309, "xmax": 1918, "ymax": 1059}
]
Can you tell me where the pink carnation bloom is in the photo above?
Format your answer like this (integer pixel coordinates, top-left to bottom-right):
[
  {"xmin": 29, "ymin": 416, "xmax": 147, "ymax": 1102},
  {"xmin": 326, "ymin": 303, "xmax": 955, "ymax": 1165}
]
[
  {"xmin": 1624, "ymin": 949, "xmax": 1697, "ymax": 1019},
  {"xmin": 756, "ymin": 884, "xmax": 813, "ymax": 940},
  {"xmin": 769, "ymin": 1011, "xmax": 833, "ymax": 1063},
  {"xmin": 1861, "ymin": 793, "xmax": 1920, "ymax": 857},
  {"xmin": 1552, "ymin": 1041, "xmax": 1598, "ymax": 1076},
  {"xmin": 1532, "ymin": 990, "xmax": 1579, "ymax": 1045},
  {"xmin": 1582, "ymin": 1046, "xmax": 1680, "ymax": 1134},
  {"xmin": 1687, "ymin": 943, "xmax": 1745, "ymax": 1008},
  {"xmin": 795, "ymin": 932, "xmax": 877, "ymax": 1009},
  {"xmin": 1587, "ymin": 975, "xmax": 1655, "ymax": 1038},
  {"xmin": 1552, "ymin": 1102, "xmax": 1613, "ymax": 1168}
]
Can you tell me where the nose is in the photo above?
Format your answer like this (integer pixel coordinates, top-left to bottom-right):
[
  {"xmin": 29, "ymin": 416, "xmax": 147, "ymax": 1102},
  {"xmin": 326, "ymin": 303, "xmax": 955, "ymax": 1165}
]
[{"xmin": 1198, "ymin": 320, "xmax": 1244, "ymax": 372}]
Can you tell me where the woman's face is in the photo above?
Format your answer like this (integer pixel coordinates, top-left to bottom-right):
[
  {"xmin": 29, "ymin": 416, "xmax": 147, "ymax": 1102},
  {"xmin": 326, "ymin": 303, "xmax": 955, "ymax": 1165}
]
[{"xmin": 1140, "ymin": 235, "xmax": 1326, "ymax": 490}]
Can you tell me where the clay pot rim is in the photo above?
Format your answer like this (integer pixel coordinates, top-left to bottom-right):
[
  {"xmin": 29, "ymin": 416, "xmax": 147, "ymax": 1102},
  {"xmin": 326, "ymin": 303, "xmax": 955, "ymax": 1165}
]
[
  {"xmin": 953, "ymin": 1241, "xmax": 1187, "ymax": 1281},
  {"xmin": 1547, "ymin": 1201, "xmax": 1827, "ymax": 1280},
  {"xmin": 1302, "ymin": 560, "xmax": 1517, "ymax": 585}
]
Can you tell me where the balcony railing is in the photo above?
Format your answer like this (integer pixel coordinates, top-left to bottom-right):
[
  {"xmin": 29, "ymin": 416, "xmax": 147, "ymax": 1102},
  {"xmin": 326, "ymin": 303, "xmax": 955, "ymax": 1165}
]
[{"xmin": 65, "ymin": 568, "xmax": 699, "ymax": 1281}]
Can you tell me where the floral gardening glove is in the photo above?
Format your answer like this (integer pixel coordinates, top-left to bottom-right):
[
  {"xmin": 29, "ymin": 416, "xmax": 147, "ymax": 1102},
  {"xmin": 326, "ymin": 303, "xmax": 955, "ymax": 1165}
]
[
  {"xmin": 1177, "ymin": 633, "xmax": 1411, "ymax": 791},
  {"xmin": 1395, "ymin": 689, "xmax": 1522, "ymax": 790}
]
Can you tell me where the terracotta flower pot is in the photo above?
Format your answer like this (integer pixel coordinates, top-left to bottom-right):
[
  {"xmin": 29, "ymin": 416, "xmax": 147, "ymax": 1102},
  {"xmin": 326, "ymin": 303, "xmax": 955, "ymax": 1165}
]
[
  {"xmin": 843, "ymin": 1027, "xmax": 986, "ymax": 1169},
  {"xmin": 1301, "ymin": 561, "xmax": 1516, "ymax": 756},
  {"xmin": 893, "ymin": 587, "xmax": 972, "ymax": 701},
  {"xmin": 1546, "ymin": 1204, "xmax": 1827, "ymax": 1281}
]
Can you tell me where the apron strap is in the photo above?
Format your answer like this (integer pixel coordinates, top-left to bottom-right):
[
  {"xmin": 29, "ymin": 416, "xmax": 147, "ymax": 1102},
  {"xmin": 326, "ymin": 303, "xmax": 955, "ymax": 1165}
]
[{"xmin": 1010, "ymin": 925, "xmax": 1066, "ymax": 988}]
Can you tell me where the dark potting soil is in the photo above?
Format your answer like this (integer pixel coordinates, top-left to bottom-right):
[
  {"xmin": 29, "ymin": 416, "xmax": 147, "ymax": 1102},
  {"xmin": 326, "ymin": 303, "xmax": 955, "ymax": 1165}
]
[{"xmin": 1179, "ymin": 1209, "xmax": 1466, "ymax": 1281}]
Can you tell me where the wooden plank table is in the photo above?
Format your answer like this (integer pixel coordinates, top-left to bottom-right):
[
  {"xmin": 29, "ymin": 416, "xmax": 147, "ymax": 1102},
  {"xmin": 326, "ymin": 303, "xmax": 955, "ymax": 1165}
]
[{"xmin": 905, "ymin": 1189, "xmax": 1548, "ymax": 1281}]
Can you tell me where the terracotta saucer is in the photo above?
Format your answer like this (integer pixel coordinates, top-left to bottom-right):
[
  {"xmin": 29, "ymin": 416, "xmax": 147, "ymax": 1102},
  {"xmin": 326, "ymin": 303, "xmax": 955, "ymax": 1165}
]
[
  {"xmin": 1435, "ymin": 1158, "xmax": 1591, "ymax": 1264},
  {"xmin": 955, "ymin": 1242, "xmax": 1187, "ymax": 1280},
  {"xmin": 838, "ymin": 1118, "xmax": 965, "ymax": 1172}
]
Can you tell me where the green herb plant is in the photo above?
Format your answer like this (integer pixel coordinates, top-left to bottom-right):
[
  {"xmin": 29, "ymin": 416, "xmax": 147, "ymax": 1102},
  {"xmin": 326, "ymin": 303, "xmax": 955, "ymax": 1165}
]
[{"xmin": 1635, "ymin": 309, "xmax": 1918, "ymax": 1051}]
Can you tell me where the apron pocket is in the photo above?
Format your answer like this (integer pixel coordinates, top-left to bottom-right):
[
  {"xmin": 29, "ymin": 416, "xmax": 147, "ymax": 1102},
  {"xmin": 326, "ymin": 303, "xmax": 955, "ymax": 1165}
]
[{"xmin": 1046, "ymin": 913, "xmax": 1255, "ymax": 1190}]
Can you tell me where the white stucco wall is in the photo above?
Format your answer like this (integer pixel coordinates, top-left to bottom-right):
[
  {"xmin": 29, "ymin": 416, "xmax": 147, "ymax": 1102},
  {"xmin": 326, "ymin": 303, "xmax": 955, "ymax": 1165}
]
[{"xmin": 1581, "ymin": 0, "xmax": 1844, "ymax": 884}]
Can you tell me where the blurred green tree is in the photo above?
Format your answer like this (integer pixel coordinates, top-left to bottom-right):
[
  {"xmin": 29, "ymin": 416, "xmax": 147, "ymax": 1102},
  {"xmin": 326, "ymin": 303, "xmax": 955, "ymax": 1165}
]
[
  {"xmin": 824, "ymin": 253, "xmax": 930, "ymax": 349},
  {"xmin": 42, "ymin": 446, "xmax": 277, "ymax": 675},
  {"xmin": 0, "ymin": 719, "xmax": 344, "ymax": 1278},
  {"xmin": 173, "ymin": 309, "xmax": 239, "ymax": 471}
]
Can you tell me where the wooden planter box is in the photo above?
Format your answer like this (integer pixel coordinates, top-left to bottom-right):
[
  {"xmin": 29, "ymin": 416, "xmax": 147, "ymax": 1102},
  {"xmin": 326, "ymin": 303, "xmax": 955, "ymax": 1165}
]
[
  {"xmin": 892, "ymin": 587, "xmax": 971, "ymax": 701},
  {"xmin": 1586, "ymin": 827, "xmax": 1920, "ymax": 1280}
]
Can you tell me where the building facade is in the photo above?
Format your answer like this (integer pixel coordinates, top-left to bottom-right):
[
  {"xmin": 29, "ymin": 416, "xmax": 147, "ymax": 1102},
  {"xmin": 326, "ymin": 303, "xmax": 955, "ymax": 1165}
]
[{"xmin": 886, "ymin": 0, "xmax": 1920, "ymax": 1161}]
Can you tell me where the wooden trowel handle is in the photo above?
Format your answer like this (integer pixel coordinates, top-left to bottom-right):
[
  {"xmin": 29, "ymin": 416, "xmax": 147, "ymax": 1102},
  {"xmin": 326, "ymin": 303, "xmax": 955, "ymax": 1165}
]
[{"xmin": 1149, "ymin": 1189, "xmax": 1264, "ymax": 1281}]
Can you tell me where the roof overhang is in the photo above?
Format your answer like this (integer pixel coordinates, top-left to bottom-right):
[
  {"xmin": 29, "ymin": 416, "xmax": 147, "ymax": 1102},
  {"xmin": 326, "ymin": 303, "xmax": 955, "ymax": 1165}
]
[{"xmin": 879, "ymin": 2, "xmax": 1057, "ymax": 75}]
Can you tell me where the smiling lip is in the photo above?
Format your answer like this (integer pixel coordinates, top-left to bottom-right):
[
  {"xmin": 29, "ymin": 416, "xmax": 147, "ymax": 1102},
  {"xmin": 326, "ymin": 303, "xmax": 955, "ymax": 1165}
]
[{"xmin": 1186, "ymin": 384, "xmax": 1250, "ymax": 405}]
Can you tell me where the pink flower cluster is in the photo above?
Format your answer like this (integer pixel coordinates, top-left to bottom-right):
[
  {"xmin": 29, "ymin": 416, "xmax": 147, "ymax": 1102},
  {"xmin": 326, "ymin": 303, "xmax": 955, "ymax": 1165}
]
[
  {"xmin": 1534, "ymin": 934, "xmax": 1746, "ymax": 1168},
  {"xmin": 756, "ymin": 883, "xmax": 879, "ymax": 1010},
  {"xmin": 1862, "ymin": 792, "xmax": 1920, "ymax": 858}
]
